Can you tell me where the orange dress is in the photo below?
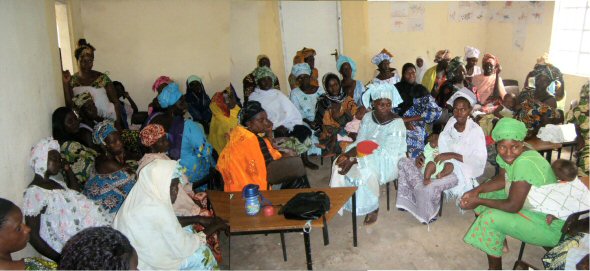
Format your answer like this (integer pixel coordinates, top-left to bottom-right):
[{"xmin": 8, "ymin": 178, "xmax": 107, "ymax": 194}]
[{"xmin": 218, "ymin": 126, "xmax": 282, "ymax": 192}]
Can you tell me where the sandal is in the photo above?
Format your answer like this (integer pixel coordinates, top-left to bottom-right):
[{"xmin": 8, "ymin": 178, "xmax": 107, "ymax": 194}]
[{"xmin": 363, "ymin": 210, "xmax": 379, "ymax": 225}]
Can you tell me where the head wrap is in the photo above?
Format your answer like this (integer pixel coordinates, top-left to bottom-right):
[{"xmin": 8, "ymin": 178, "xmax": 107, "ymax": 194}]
[
  {"xmin": 291, "ymin": 63, "xmax": 312, "ymax": 78},
  {"xmin": 140, "ymin": 124, "xmax": 167, "ymax": 147},
  {"xmin": 482, "ymin": 53, "xmax": 499, "ymax": 67},
  {"xmin": 93, "ymin": 120, "xmax": 117, "ymax": 145},
  {"xmin": 322, "ymin": 73, "xmax": 345, "ymax": 102},
  {"xmin": 253, "ymin": 66, "xmax": 277, "ymax": 82},
  {"xmin": 186, "ymin": 75, "xmax": 202, "ymax": 85},
  {"xmin": 239, "ymin": 101, "xmax": 265, "ymax": 126},
  {"xmin": 525, "ymin": 61, "xmax": 564, "ymax": 100},
  {"xmin": 446, "ymin": 56, "xmax": 465, "ymax": 81},
  {"xmin": 157, "ymin": 83, "xmax": 183, "ymax": 109},
  {"xmin": 362, "ymin": 83, "xmax": 403, "ymax": 109},
  {"xmin": 300, "ymin": 48, "xmax": 316, "ymax": 59},
  {"xmin": 371, "ymin": 48, "xmax": 393, "ymax": 65},
  {"xmin": 256, "ymin": 54, "xmax": 270, "ymax": 66},
  {"xmin": 30, "ymin": 137, "xmax": 60, "ymax": 176},
  {"xmin": 464, "ymin": 46, "xmax": 480, "ymax": 59},
  {"xmin": 211, "ymin": 84, "xmax": 242, "ymax": 117},
  {"xmin": 536, "ymin": 53, "xmax": 550, "ymax": 65},
  {"xmin": 491, "ymin": 117, "xmax": 527, "ymax": 142},
  {"xmin": 72, "ymin": 92, "xmax": 93, "ymax": 110},
  {"xmin": 434, "ymin": 49, "xmax": 451, "ymax": 63},
  {"xmin": 447, "ymin": 87, "xmax": 477, "ymax": 107},
  {"xmin": 336, "ymin": 55, "xmax": 357, "ymax": 78},
  {"xmin": 580, "ymin": 82, "xmax": 589, "ymax": 103},
  {"xmin": 152, "ymin": 76, "xmax": 173, "ymax": 92}
]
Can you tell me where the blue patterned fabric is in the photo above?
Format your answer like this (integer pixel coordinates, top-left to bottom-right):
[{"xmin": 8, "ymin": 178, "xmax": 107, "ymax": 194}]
[
  {"xmin": 403, "ymin": 96, "xmax": 442, "ymax": 158},
  {"xmin": 83, "ymin": 169, "xmax": 136, "ymax": 213},
  {"xmin": 180, "ymin": 120, "xmax": 216, "ymax": 189}
]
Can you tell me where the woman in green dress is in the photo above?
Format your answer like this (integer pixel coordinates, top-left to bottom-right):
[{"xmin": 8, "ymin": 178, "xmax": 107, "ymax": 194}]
[
  {"xmin": 566, "ymin": 83, "xmax": 589, "ymax": 176},
  {"xmin": 460, "ymin": 118, "xmax": 564, "ymax": 269}
]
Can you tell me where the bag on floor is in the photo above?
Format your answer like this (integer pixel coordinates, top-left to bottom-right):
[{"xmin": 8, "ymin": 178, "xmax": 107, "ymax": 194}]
[{"xmin": 279, "ymin": 191, "xmax": 330, "ymax": 220}]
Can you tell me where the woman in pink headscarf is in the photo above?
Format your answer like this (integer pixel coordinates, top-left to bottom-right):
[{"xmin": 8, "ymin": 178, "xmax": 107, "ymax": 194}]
[
  {"xmin": 147, "ymin": 76, "xmax": 173, "ymax": 116},
  {"xmin": 471, "ymin": 54, "xmax": 506, "ymax": 113}
]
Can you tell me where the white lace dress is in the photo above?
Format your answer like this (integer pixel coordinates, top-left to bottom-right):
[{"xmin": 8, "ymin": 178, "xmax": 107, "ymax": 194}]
[{"xmin": 23, "ymin": 179, "xmax": 113, "ymax": 252}]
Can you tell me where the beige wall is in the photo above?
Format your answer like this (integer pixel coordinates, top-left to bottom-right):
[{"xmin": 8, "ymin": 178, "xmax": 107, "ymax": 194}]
[{"xmin": 0, "ymin": 0, "xmax": 64, "ymax": 258}]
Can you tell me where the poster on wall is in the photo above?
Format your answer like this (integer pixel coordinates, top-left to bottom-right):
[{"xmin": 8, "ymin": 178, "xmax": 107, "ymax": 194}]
[
  {"xmin": 448, "ymin": 1, "xmax": 489, "ymax": 23},
  {"xmin": 391, "ymin": 2, "xmax": 425, "ymax": 32}
]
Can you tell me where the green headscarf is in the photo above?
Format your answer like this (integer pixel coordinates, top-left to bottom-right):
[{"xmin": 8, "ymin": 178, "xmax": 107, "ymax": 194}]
[
  {"xmin": 491, "ymin": 117, "xmax": 527, "ymax": 142},
  {"xmin": 253, "ymin": 66, "xmax": 277, "ymax": 82},
  {"xmin": 446, "ymin": 56, "xmax": 464, "ymax": 81},
  {"xmin": 186, "ymin": 75, "xmax": 202, "ymax": 85}
]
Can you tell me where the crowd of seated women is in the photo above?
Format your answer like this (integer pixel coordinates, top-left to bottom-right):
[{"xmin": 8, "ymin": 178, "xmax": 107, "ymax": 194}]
[{"xmin": 2, "ymin": 38, "xmax": 588, "ymax": 270}]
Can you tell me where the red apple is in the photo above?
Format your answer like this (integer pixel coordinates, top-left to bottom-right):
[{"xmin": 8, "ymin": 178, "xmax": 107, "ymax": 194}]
[{"xmin": 262, "ymin": 205, "xmax": 275, "ymax": 216}]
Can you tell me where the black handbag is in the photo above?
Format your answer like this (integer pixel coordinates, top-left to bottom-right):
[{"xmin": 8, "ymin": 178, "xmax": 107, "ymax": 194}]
[{"xmin": 279, "ymin": 191, "xmax": 331, "ymax": 220}]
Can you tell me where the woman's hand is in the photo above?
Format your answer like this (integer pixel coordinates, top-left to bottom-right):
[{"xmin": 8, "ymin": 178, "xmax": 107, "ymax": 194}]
[
  {"xmin": 415, "ymin": 154, "xmax": 425, "ymax": 168},
  {"xmin": 336, "ymin": 154, "xmax": 356, "ymax": 175},
  {"xmin": 62, "ymin": 70, "xmax": 72, "ymax": 85},
  {"xmin": 459, "ymin": 195, "xmax": 479, "ymax": 210},
  {"xmin": 404, "ymin": 122, "xmax": 415, "ymax": 131},
  {"xmin": 203, "ymin": 217, "xmax": 229, "ymax": 236},
  {"xmin": 434, "ymin": 152, "xmax": 459, "ymax": 163}
]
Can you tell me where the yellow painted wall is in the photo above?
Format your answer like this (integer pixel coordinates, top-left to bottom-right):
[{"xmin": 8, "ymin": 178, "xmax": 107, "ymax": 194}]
[{"xmin": 0, "ymin": 0, "xmax": 64, "ymax": 258}]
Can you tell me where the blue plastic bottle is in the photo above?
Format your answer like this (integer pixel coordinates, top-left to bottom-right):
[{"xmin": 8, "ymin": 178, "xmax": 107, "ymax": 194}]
[{"xmin": 242, "ymin": 184, "xmax": 260, "ymax": 216}]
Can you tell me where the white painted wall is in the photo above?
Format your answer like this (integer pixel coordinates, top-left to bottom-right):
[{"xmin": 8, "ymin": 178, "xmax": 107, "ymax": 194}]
[{"xmin": 0, "ymin": 0, "xmax": 64, "ymax": 258}]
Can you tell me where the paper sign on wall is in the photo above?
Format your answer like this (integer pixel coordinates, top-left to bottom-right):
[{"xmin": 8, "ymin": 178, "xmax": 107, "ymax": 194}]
[{"xmin": 392, "ymin": 2, "xmax": 425, "ymax": 32}]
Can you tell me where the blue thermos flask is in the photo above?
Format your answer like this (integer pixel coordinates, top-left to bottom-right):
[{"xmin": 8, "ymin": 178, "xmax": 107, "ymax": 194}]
[{"xmin": 242, "ymin": 184, "xmax": 261, "ymax": 216}]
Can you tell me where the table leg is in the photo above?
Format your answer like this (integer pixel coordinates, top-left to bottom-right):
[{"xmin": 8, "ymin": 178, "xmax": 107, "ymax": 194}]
[
  {"xmin": 547, "ymin": 150, "xmax": 553, "ymax": 162},
  {"xmin": 280, "ymin": 232, "xmax": 287, "ymax": 261},
  {"xmin": 322, "ymin": 215, "xmax": 329, "ymax": 246},
  {"xmin": 303, "ymin": 231, "xmax": 313, "ymax": 270},
  {"xmin": 386, "ymin": 182, "xmax": 390, "ymax": 211},
  {"xmin": 557, "ymin": 147, "xmax": 562, "ymax": 159},
  {"xmin": 352, "ymin": 192, "xmax": 357, "ymax": 247},
  {"xmin": 228, "ymin": 232, "xmax": 231, "ymax": 270}
]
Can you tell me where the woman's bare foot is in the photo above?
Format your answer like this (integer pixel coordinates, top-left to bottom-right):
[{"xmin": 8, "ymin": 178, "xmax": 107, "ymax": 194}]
[
  {"xmin": 364, "ymin": 209, "xmax": 379, "ymax": 225},
  {"xmin": 502, "ymin": 239, "xmax": 509, "ymax": 253}
]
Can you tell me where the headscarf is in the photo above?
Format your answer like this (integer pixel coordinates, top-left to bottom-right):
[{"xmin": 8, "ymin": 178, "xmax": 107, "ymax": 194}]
[
  {"xmin": 446, "ymin": 56, "xmax": 464, "ymax": 81},
  {"xmin": 371, "ymin": 48, "xmax": 393, "ymax": 65},
  {"xmin": 322, "ymin": 73, "xmax": 345, "ymax": 103},
  {"xmin": 482, "ymin": 53, "xmax": 500, "ymax": 71},
  {"xmin": 434, "ymin": 49, "xmax": 451, "ymax": 63},
  {"xmin": 253, "ymin": 66, "xmax": 277, "ymax": 82},
  {"xmin": 140, "ymin": 124, "xmax": 166, "ymax": 147},
  {"xmin": 395, "ymin": 63, "xmax": 418, "ymax": 115},
  {"xmin": 113, "ymin": 159, "xmax": 200, "ymax": 270},
  {"xmin": 464, "ymin": 46, "xmax": 480, "ymax": 59},
  {"xmin": 362, "ymin": 83, "xmax": 403, "ymax": 109},
  {"xmin": 186, "ymin": 75, "xmax": 202, "ymax": 85},
  {"xmin": 256, "ymin": 54, "xmax": 269, "ymax": 66},
  {"xmin": 72, "ymin": 92, "xmax": 93, "ymax": 110},
  {"xmin": 157, "ymin": 83, "xmax": 182, "ymax": 109},
  {"xmin": 491, "ymin": 117, "xmax": 527, "ymax": 142},
  {"xmin": 239, "ymin": 101, "xmax": 265, "ymax": 126},
  {"xmin": 30, "ymin": 137, "xmax": 60, "ymax": 176},
  {"xmin": 211, "ymin": 84, "xmax": 242, "ymax": 118},
  {"xmin": 336, "ymin": 55, "xmax": 357, "ymax": 78},
  {"xmin": 152, "ymin": 76, "xmax": 172, "ymax": 92},
  {"xmin": 92, "ymin": 120, "xmax": 117, "ymax": 145},
  {"xmin": 581, "ymin": 82, "xmax": 590, "ymax": 103},
  {"xmin": 447, "ymin": 87, "xmax": 477, "ymax": 107},
  {"xmin": 291, "ymin": 63, "xmax": 312, "ymax": 78}
]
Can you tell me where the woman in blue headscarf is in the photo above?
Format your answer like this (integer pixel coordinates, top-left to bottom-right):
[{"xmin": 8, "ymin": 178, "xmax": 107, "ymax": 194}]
[
  {"xmin": 149, "ymin": 83, "xmax": 216, "ymax": 191},
  {"xmin": 329, "ymin": 83, "xmax": 406, "ymax": 225},
  {"xmin": 337, "ymin": 55, "xmax": 365, "ymax": 106}
]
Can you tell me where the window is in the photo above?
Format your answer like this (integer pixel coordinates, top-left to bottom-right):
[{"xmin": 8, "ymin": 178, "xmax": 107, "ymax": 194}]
[{"xmin": 549, "ymin": 0, "xmax": 590, "ymax": 76}]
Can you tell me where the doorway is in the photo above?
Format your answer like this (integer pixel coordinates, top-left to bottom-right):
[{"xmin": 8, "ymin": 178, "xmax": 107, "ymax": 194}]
[{"xmin": 55, "ymin": 0, "xmax": 74, "ymax": 73}]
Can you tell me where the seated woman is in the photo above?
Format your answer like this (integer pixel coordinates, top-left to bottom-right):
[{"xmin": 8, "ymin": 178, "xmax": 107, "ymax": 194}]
[
  {"xmin": 317, "ymin": 73, "xmax": 358, "ymax": 156},
  {"xmin": 83, "ymin": 121, "xmax": 136, "ymax": 214},
  {"xmin": 113, "ymin": 81, "xmax": 141, "ymax": 129},
  {"xmin": 289, "ymin": 48, "xmax": 320, "ymax": 90},
  {"xmin": 243, "ymin": 55, "xmax": 280, "ymax": 102},
  {"xmin": 402, "ymin": 84, "xmax": 442, "ymax": 158},
  {"xmin": 527, "ymin": 54, "xmax": 566, "ymax": 111},
  {"xmin": 290, "ymin": 63, "xmax": 325, "ymax": 157},
  {"xmin": 514, "ymin": 88, "xmax": 559, "ymax": 139},
  {"xmin": 148, "ymin": 75, "xmax": 173, "ymax": 116},
  {"xmin": 218, "ymin": 101, "xmax": 308, "ymax": 192},
  {"xmin": 566, "ymin": 83, "xmax": 589, "ymax": 176},
  {"xmin": 0, "ymin": 198, "xmax": 57, "ymax": 270},
  {"xmin": 52, "ymin": 107, "xmax": 98, "ymax": 186},
  {"xmin": 24, "ymin": 137, "xmax": 111, "ymax": 262},
  {"xmin": 371, "ymin": 48, "xmax": 400, "ymax": 85},
  {"xmin": 185, "ymin": 75, "xmax": 213, "ymax": 133},
  {"xmin": 62, "ymin": 39, "xmax": 122, "ymax": 128},
  {"xmin": 114, "ymin": 159, "xmax": 227, "ymax": 270},
  {"xmin": 394, "ymin": 63, "xmax": 420, "ymax": 117},
  {"xmin": 330, "ymin": 83, "xmax": 406, "ymax": 225},
  {"xmin": 460, "ymin": 118, "xmax": 563, "ymax": 270},
  {"xmin": 471, "ymin": 53, "xmax": 506, "ymax": 114},
  {"xmin": 434, "ymin": 57, "xmax": 470, "ymax": 109},
  {"xmin": 337, "ymin": 55, "xmax": 365, "ymax": 106},
  {"xmin": 396, "ymin": 91, "xmax": 486, "ymax": 224},
  {"xmin": 72, "ymin": 92, "xmax": 102, "ymax": 150},
  {"xmin": 149, "ymin": 83, "xmax": 216, "ymax": 191},
  {"xmin": 139, "ymin": 124, "xmax": 223, "ymax": 262},
  {"xmin": 59, "ymin": 227, "xmax": 137, "ymax": 270},
  {"xmin": 208, "ymin": 85, "xmax": 241, "ymax": 153},
  {"xmin": 248, "ymin": 66, "xmax": 317, "ymax": 169},
  {"xmin": 422, "ymin": 49, "xmax": 451, "ymax": 93}
]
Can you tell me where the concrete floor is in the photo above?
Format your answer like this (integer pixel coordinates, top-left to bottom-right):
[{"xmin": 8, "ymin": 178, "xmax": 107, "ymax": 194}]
[{"xmin": 220, "ymin": 156, "xmax": 551, "ymax": 270}]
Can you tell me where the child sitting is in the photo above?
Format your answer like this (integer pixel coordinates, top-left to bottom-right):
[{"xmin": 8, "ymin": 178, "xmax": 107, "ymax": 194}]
[
  {"xmin": 337, "ymin": 106, "xmax": 367, "ymax": 150},
  {"xmin": 493, "ymin": 93, "xmax": 516, "ymax": 119},
  {"xmin": 422, "ymin": 133, "xmax": 454, "ymax": 186},
  {"xmin": 528, "ymin": 159, "xmax": 590, "ymax": 224}
]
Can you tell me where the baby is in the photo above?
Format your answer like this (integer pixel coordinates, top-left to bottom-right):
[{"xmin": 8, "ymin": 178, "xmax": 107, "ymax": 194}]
[
  {"xmin": 338, "ymin": 106, "xmax": 367, "ymax": 144},
  {"xmin": 528, "ymin": 159, "xmax": 590, "ymax": 225},
  {"xmin": 493, "ymin": 93, "xmax": 516, "ymax": 119},
  {"xmin": 422, "ymin": 134, "xmax": 454, "ymax": 185}
]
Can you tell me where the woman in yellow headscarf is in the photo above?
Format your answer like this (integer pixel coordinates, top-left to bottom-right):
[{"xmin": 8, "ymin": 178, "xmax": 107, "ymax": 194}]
[{"xmin": 208, "ymin": 85, "xmax": 241, "ymax": 153}]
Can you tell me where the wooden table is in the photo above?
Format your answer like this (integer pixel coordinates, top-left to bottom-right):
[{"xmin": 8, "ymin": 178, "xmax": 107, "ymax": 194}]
[
  {"xmin": 208, "ymin": 187, "xmax": 357, "ymax": 270},
  {"xmin": 525, "ymin": 138, "xmax": 563, "ymax": 162}
]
